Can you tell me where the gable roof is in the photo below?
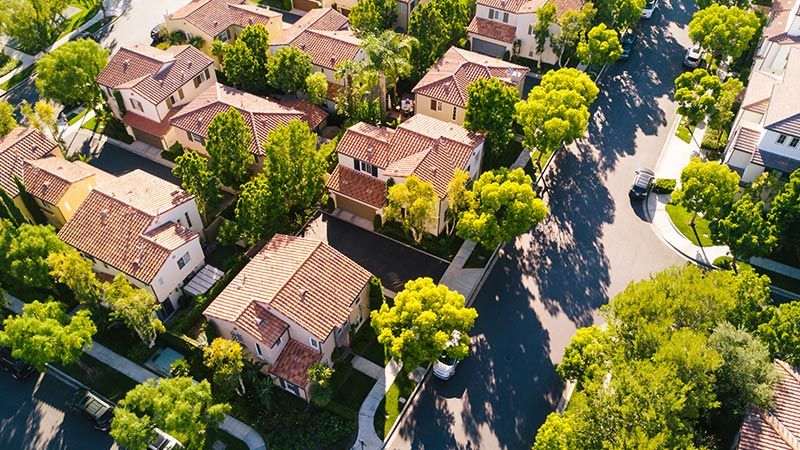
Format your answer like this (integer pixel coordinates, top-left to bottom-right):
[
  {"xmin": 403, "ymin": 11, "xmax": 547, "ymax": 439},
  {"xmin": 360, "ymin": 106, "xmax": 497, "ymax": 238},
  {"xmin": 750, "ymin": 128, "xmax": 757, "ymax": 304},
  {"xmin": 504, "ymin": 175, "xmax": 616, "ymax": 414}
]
[
  {"xmin": 22, "ymin": 157, "xmax": 112, "ymax": 206},
  {"xmin": 58, "ymin": 170, "xmax": 198, "ymax": 284},
  {"xmin": 271, "ymin": 8, "xmax": 361, "ymax": 70},
  {"xmin": 277, "ymin": 98, "xmax": 328, "ymax": 130},
  {"xmin": 764, "ymin": 48, "xmax": 800, "ymax": 136},
  {"xmin": 170, "ymin": 83, "xmax": 307, "ymax": 155},
  {"xmin": 737, "ymin": 360, "xmax": 800, "ymax": 450},
  {"xmin": 412, "ymin": 46, "xmax": 528, "ymax": 108},
  {"xmin": 333, "ymin": 114, "xmax": 485, "ymax": 199},
  {"xmin": 0, "ymin": 127, "xmax": 61, "ymax": 198},
  {"xmin": 475, "ymin": 0, "xmax": 584, "ymax": 15},
  {"xmin": 204, "ymin": 234, "xmax": 373, "ymax": 341},
  {"xmin": 96, "ymin": 45, "xmax": 213, "ymax": 104},
  {"xmin": 326, "ymin": 165, "xmax": 387, "ymax": 208},
  {"xmin": 168, "ymin": 0, "xmax": 280, "ymax": 38},
  {"xmin": 467, "ymin": 17, "xmax": 517, "ymax": 44},
  {"xmin": 763, "ymin": 0, "xmax": 800, "ymax": 42},
  {"xmin": 268, "ymin": 339, "xmax": 321, "ymax": 388}
]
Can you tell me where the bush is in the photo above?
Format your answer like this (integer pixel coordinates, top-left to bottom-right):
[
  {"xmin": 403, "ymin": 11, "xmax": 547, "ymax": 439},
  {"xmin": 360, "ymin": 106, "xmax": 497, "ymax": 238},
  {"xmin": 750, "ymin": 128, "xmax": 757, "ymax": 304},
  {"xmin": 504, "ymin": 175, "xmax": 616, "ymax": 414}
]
[
  {"xmin": 653, "ymin": 178, "xmax": 677, "ymax": 194},
  {"xmin": 702, "ymin": 126, "xmax": 729, "ymax": 153},
  {"xmin": 369, "ymin": 276, "xmax": 385, "ymax": 311},
  {"xmin": 373, "ymin": 214, "xmax": 382, "ymax": 231},
  {"xmin": 714, "ymin": 255, "xmax": 733, "ymax": 270}
]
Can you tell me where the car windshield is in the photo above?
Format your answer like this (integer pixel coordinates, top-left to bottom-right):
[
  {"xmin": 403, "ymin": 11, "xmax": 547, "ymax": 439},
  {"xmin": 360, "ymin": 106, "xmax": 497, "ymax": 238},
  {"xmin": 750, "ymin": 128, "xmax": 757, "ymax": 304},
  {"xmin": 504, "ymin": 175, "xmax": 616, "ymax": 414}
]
[
  {"xmin": 80, "ymin": 394, "xmax": 111, "ymax": 419},
  {"xmin": 438, "ymin": 354, "xmax": 455, "ymax": 365},
  {"xmin": 645, "ymin": 0, "xmax": 655, "ymax": 7}
]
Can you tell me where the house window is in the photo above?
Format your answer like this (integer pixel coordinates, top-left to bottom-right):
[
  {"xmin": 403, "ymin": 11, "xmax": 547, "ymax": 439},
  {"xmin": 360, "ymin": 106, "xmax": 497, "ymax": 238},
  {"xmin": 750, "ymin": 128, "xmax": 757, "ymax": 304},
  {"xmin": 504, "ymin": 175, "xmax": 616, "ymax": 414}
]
[
  {"xmin": 177, "ymin": 251, "xmax": 191, "ymax": 269},
  {"xmin": 430, "ymin": 98, "xmax": 437, "ymax": 111},
  {"xmin": 184, "ymin": 212, "xmax": 192, "ymax": 227},
  {"xmin": 187, "ymin": 131, "xmax": 206, "ymax": 145},
  {"xmin": 502, "ymin": 12, "xmax": 509, "ymax": 23},
  {"xmin": 309, "ymin": 337, "xmax": 319, "ymax": 349},
  {"xmin": 488, "ymin": 8, "xmax": 494, "ymax": 19},
  {"xmin": 452, "ymin": 106, "xmax": 457, "ymax": 121},
  {"xmin": 231, "ymin": 331, "xmax": 243, "ymax": 344},
  {"xmin": 178, "ymin": 88, "xmax": 184, "ymax": 100},
  {"xmin": 777, "ymin": 134, "xmax": 787, "ymax": 144},
  {"xmin": 528, "ymin": 24, "xmax": 533, "ymax": 35},
  {"xmin": 254, "ymin": 342, "xmax": 263, "ymax": 356},
  {"xmin": 790, "ymin": 137, "xmax": 800, "ymax": 148},
  {"xmin": 354, "ymin": 159, "xmax": 378, "ymax": 176},
  {"xmin": 130, "ymin": 98, "xmax": 143, "ymax": 111},
  {"xmin": 218, "ymin": 29, "xmax": 231, "ymax": 42},
  {"xmin": 166, "ymin": 96, "xmax": 174, "ymax": 109},
  {"xmin": 158, "ymin": 277, "xmax": 165, "ymax": 286},
  {"xmin": 193, "ymin": 69, "xmax": 209, "ymax": 88},
  {"xmin": 275, "ymin": 335, "xmax": 282, "ymax": 346}
]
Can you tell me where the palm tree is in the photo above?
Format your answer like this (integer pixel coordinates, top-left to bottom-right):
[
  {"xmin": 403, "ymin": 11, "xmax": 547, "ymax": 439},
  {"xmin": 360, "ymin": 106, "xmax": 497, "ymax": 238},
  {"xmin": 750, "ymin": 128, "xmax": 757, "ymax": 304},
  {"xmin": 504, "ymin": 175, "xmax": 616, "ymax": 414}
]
[{"xmin": 362, "ymin": 31, "xmax": 416, "ymax": 113}]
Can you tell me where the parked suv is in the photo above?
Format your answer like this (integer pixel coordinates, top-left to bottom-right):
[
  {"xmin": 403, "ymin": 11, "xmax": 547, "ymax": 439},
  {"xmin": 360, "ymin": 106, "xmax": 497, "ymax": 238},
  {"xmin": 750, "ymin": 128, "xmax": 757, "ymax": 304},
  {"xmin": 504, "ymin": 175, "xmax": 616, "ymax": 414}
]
[
  {"xmin": 0, "ymin": 346, "xmax": 35, "ymax": 380},
  {"xmin": 641, "ymin": 0, "xmax": 658, "ymax": 18},
  {"xmin": 683, "ymin": 47, "xmax": 704, "ymax": 68},
  {"xmin": 433, "ymin": 331, "xmax": 463, "ymax": 380},
  {"xmin": 67, "ymin": 389, "xmax": 115, "ymax": 431},
  {"xmin": 629, "ymin": 168, "xmax": 655, "ymax": 199},
  {"xmin": 149, "ymin": 428, "xmax": 183, "ymax": 450}
]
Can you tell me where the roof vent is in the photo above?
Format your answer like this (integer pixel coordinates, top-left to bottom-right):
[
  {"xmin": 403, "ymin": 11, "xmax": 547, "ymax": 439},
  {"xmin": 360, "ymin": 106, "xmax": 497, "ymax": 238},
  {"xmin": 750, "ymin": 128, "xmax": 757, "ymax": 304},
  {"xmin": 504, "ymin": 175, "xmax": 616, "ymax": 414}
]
[
  {"xmin": 366, "ymin": 147, "xmax": 373, "ymax": 158},
  {"xmin": 99, "ymin": 209, "xmax": 109, "ymax": 224},
  {"xmin": 430, "ymin": 166, "xmax": 438, "ymax": 176},
  {"xmin": 213, "ymin": 20, "xmax": 219, "ymax": 27},
  {"xmin": 331, "ymin": 57, "xmax": 336, "ymax": 65},
  {"xmin": 300, "ymin": 43, "xmax": 306, "ymax": 50},
  {"xmin": 248, "ymin": 17, "xmax": 253, "ymax": 24},
  {"xmin": 240, "ymin": 274, "xmax": 247, "ymax": 287},
  {"xmin": 123, "ymin": 59, "xmax": 130, "ymax": 70},
  {"xmin": 187, "ymin": 61, "xmax": 193, "ymax": 69},
  {"xmin": 159, "ymin": 79, "xmax": 165, "ymax": 87},
  {"xmin": 299, "ymin": 290, "xmax": 309, "ymax": 301}
]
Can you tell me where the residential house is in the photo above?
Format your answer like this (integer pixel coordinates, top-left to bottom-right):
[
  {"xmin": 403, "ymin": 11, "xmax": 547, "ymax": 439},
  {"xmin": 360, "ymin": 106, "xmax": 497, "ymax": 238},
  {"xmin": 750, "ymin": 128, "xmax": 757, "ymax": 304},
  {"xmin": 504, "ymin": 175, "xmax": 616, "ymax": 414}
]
[
  {"xmin": 325, "ymin": 114, "xmax": 486, "ymax": 234},
  {"xmin": 58, "ymin": 170, "xmax": 205, "ymax": 316},
  {"xmin": 412, "ymin": 46, "xmax": 528, "ymax": 125},
  {"xmin": 169, "ymin": 82, "xmax": 327, "ymax": 170},
  {"xmin": 164, "ymin": 0, "xmax": 284, "ymax": 64},
  {"xmin": 96, "ymin": 44, "xmax": 216, "ymax": 149},
  {"xmin": 735, "ymin": 359, "xmax": 800, "ymax": 449},
  {"xmin": 754, "ymin": 0, "xmax": 800, "ymax": 75},
  {"xmin": 0, "ymin": 127, "xmax": 62, "ymax": 222},
  {"xmin": 203, "ymin": 234, "xmax": 373, "ymax": 400},
  {"xmin": 22, "ymin": 157, "xmax": 114, "ymax": 229},
  {"xmin": 269, "ymin": 8, "xmax": 364, "ymax": 109},
  {"xmin": 724, "ymin": 47, "xmax": 800, "ymax": 182},
  {"xmin": 467, "ymin": 0, "xmax": 585, "ymax": 62}
]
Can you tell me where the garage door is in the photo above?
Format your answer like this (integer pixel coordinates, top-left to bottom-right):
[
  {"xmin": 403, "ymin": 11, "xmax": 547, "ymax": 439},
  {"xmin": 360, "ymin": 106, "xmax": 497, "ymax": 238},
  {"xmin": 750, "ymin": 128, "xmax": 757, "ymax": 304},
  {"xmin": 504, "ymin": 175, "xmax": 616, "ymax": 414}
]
[
  {"xmin": 131, "ymin": 127, "xmax": 166, "ymax": 149},
  {"xmin": 292, "ymin": 0, "xmax": 320, "ymax": 11},
  {"xmin": 335, "ymin": 194, "xmax": 376, "ymax": 222},
  {"xmin": 472, "ymin": 38, "xmax": 506, "ymax": 58}
]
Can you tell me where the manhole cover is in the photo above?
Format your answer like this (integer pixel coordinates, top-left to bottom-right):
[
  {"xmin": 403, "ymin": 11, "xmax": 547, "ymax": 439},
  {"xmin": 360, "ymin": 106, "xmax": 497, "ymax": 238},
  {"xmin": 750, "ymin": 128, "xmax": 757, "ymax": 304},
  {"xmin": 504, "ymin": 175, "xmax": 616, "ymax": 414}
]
[{"xmin": 505, "ymin": 354, "xmax": 512, "ymax": 361}]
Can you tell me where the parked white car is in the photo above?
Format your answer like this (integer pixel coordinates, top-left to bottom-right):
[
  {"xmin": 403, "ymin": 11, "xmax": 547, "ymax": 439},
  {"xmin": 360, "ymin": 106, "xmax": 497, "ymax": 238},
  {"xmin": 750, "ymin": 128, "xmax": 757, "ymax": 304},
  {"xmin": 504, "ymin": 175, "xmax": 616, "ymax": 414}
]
[
  {"xmin": 641, "ymin": 0, "xmax": 658, "ymax": 18},
  {"xmin": 684, "ymin": 46, "xmax": 704, "ymax": 68},
  {"xmin": 433, "ymin": 330, "xmax": 464, "ymax": 380}
]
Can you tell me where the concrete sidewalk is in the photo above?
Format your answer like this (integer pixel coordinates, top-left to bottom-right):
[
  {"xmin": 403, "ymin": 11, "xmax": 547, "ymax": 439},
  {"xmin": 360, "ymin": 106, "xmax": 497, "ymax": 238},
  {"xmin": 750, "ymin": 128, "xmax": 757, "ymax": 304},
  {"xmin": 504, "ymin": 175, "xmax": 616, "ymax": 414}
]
[{"xmin": 353, "ymin": 359, "xmax": 402, "ymax": 450}]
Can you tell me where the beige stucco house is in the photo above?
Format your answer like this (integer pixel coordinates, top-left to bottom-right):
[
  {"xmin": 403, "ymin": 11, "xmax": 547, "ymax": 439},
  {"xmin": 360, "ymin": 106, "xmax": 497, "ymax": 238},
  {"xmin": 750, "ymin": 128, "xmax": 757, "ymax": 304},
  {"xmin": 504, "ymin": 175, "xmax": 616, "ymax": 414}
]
[
  {"xmin": 203, "ymin": 234, "xmax": 373, "ymax": 401},
  {"xmin": 412, "ymin": 47, "xmax": 528, "ymax": 126},
  {"xmin": 22, "ymin": 157, "xmax": 114, "ymax": 229},
  {"xmin": 58, "ymin": 170, "xmax": 205, "ymax": 317},
  {"xmin": 0, "ymin": 127, "xmax": 62, "ymax": 222},
  {"xmin": 96, "ymin": 44, "xmax": 216, "ymax": 149},
  {"xmin": 325, "ymin": 114, "xmax": 486, "ymax": 235}
]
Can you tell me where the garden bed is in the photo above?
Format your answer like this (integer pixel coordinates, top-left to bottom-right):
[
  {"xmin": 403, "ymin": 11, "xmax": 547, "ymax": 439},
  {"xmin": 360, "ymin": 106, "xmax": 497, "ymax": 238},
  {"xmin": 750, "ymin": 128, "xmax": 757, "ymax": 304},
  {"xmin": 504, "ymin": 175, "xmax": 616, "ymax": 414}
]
[
  {"xmin": 665, "ymin": 203, "xmax": 714, "ymax": 247},
  {"xmin": 0, "ymin": 64, "xmax": 35, "ymax": 91},
  {"xmin": 57, "ymin": 353, "xmax": 139, "ymax": 402},
  {"xmin": 675, "ymin": 120, "xmax": 695, "ymax": 144},
  {"xmin": 464, "ymin": 243, "xmax": 495, "ymax": 268},
  {"xmin": 349, "ymin": 323, "xmax": 385, "ymax": 367},
  {"xmin": 81, "ymin": 114, "xmax": 134, "ymax": 144},
  {"xmin": 0, "ymin": 54, "xmax": 21, "ymax": 78},
  {"xmin": 377, "ymin": 220, "xmax": 463, "ymax": 262},
  {"xmin": 485, "ymin": 139, "xmax": 524, "ymax": 171}
]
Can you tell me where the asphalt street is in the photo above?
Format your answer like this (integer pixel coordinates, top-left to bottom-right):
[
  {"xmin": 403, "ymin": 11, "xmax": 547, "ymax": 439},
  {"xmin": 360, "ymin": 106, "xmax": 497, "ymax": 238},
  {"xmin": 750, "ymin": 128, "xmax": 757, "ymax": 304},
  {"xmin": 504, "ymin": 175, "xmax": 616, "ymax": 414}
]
[
  {"xmin": 387, "ymin": 0, "xmax": 695, "ymax": 448},
  {"xmin": 0, "ymin": 371, "xmax": 117, "ymax": 450}
]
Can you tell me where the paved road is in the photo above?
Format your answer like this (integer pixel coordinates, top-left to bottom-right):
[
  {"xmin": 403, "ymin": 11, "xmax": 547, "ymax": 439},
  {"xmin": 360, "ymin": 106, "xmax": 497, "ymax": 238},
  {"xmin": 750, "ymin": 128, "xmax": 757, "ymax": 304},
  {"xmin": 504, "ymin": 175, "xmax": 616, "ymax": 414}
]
[
  {"xmin": 87, "ymin": 140, "xmax": 180, "ymax": 184},
  {"xmin": 388, "ymin": 1, "xmax": 694, "ymax": 449},
  {"xmin": 0, "ymin": 372, "xmax": 117, "ymax": 450}
]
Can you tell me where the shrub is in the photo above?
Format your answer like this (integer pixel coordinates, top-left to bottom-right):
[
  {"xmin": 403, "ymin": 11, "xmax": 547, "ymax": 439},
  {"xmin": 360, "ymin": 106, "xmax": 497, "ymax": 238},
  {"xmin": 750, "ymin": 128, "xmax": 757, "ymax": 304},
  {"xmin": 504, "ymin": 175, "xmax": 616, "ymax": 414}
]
[
  {"xmin": 653, "ymin": 178, "xmax": 677, "ymax": 194},
  {"xmin": 714, "ymin": 255, "xmax": 734, "ymax": 270},
  {"xmin": 373, "ymin": 214, "xmax": 382, "ymax": 231},
  {"xmin": 369, "ymin": 276, "xmax": 385, "ymax": 311},
  {"xmin": 702, "ymin": 126, "xmax": 729, "ymax": 153}
]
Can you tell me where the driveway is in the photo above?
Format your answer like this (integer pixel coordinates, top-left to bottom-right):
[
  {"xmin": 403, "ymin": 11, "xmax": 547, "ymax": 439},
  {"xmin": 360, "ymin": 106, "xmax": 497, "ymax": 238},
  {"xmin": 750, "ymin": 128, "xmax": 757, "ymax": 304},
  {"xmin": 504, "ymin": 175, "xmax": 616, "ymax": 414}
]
[
  {"xmin": 88, "ymin": 140, "xmax": 179, "ymax": 184},
  {"xmin": 0, "ymin": 372, "xmax": 117, "ymax": 450},
  {"xmin": 388, "ymin": 1, "xmax": 692, "ymax": 448},
  {"xmin": 301, "ymin": 214, "xmax": 448, "ymax": 292}
]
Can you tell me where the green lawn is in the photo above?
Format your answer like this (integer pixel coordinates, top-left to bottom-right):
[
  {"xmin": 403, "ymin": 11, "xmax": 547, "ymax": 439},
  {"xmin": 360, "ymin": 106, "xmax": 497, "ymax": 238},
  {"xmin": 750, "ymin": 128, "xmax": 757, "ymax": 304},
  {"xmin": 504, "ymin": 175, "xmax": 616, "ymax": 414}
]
[
  {"xmin": 67, "ymin": 107, "xmax": 92, "ymax": 125},
  {"xmin": 0, "ymin": 64, "xmax": 35, "ymax": 91},
  {"xmin": 349, "ymin": 323, "xmax": 386, "ymax": 366},
  {"xmin": 327, "ymin": 360, "xmax": 377, "ymax": 419},
  {"xmin": 82, "ymin": 114, "xmax": 134, "ymax": 144},
  {"xmin": 57, "ymin": 1, "xmax": 102, "ymax": 40},
  {"xmin": 675, "ymin": 124, "xmax": 693, "ymax": 143},
  {"xmin": 0, "ymin": 54, "xmax": 21, "ymax": 78},
  {"xmin": 464, "ymin": 243, "xmax": 494, "ymax": 268},
  {"xmin": 665, "ymin": 203, "xmax": 714, "ymax": 247},
  {"xmin": 373, "ymin": 372, "xmax": 417, "ymax": 439},
  {"xmin": 205, "ymin": 427, "xmax": 249, "ymax": 450},
  {"xmin": 57, "ymin": 353, "xmax": 139, "ymax": 402}
]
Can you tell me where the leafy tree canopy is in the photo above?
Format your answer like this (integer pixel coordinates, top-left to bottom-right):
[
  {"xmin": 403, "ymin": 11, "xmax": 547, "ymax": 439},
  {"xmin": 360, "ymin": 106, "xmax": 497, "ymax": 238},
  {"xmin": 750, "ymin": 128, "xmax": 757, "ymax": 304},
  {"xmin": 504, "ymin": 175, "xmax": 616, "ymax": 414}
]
[
  {"xmin": 235, "ymin": 174, "xmax": 287, "ymax": 245},
  {"xmin": 0, "ymin": 0, "xmax": 68, "ymax": 53},
  {"xmin": 220, "ymin": 24, "xmax": 270, "ymax": 93},
  {"xmin": 206, "ymin": 107, "xmax": 254, "ymax": 189},
  {"xmin": 671, "ymin": 157, "xmax": 740, "ymax": 224},
  {"xmin": 305, "ymin": 72, "xmax": 328, "ymax": 105},
  {"xmin": 688, "ymin": 4, "xmax": 760, "ymax": 61},
  {"xmin": 103, "ymin": 274, "xmax": 165, "ymax": 348},
  {"xmin": 0, "ymin": 100, "xmax": 17, "ymax": 137},
  {"xmin": 557, "ymin": 325, "xmax": 609, "ymax": 385},
  {"xmin": 758, "ymin": 301, "xmax": 800, "ymax": 366},
  {"xmin": 203, "ymin": 338, "xmax": 244, "ymax": 396},
  {"xmin": 577, "ymin": 23, "xmax": 622, "ymax": 68},
  {"xmin": 711, "ymin": 195, "xmax": 777, "ymax": 262},
  {"xmin": 173, "ymin": 150, "xmax": 221, "ymax": 217},
  {"xmin": 594, "ymin": 0, "xmax": 646, "ymax": 30},
  {"xmin": 36, "ymin": 39, "xmax": 109, "ymax": 107},
  {"xmin": 408, "ymin": 0, "xmax": 471, "ymax": 75},
  {"xmin": 5, "ymin": 223, "xmax": 67, "ymax": 290},
  {"xmin": 383, "ymin": 175, "xmax": 438, "ymax": 243},
  {"xmin": 267, "ymin": 46, "xmax": 313, "ymax": 95},
  {"xmin": 464, "ymin": 77, "xmax": 520, "ymax": 157}
]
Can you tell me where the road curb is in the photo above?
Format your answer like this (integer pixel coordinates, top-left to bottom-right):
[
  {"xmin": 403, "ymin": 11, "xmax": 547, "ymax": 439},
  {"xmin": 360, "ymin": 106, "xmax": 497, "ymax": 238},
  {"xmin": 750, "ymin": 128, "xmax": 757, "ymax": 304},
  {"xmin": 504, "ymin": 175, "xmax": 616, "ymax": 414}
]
[{"xmin": 45, "ymin": 364, "xmax": 88, "ymax": 391}]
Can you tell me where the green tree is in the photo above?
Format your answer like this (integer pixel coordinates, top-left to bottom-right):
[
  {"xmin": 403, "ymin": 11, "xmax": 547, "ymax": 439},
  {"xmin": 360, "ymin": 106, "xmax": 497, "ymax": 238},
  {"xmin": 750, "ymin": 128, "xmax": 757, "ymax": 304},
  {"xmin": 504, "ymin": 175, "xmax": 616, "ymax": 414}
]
[
  {"xmin": 36, "ymin": 39, "xmax": 109, "ymax": 107},
  {"xmin": 383, "ymin": 175, "xmax": 438, "ymax": 243},
  {"xmin": 727, "ymin": 268, "xmax": 773, "ymax": 332},
  {"xmin": 464, "ymin": 77, "xmax": 520, "ymax": 161},
  {"xmin": 334, "ymin": 60, "xmax": 382, "ymax": 125},
  {"xmin": 6, "ymin": 223, "xmax": 67, "ymax": 290},
  {"xmin": 267, "ymin": 47, "xmax": 313, "ymax": 95},
  {"xmin": 307, "ymin": 362, "xmax": 334, "ymax": 406},
  {"xmin": 674, "ymin": 68, "xmax": 723, "ymax": 124},
  {"xmin": 709, "ymin": 78, "xmax": 744, "ymax": 131},
  {"xmin": 688, "ymin": 4, "xmax": 760, "ymax": 62},
  {"xmin": 0, "ymin": 100, "xmax": 18, "ymax": 137},
  {"xmin": 533, "ymin": 412, "xmax": 578, "ymax": 450},
  {"xmin": 577, "ymin": 24, "xmax": 622, "ymax": 73},
  {"xmin": 712, "ymin": 196, "xmax": 777, "ymax": 266},
  {"xmin": 104, "ymin": 274, "xmax": 165, "ymax": 348},
  {"xmin": 557, "ymin": 325, "xmax": 609, "ymax": 385},
  {"xmin": 220, "ymin": 24, "xmax": 270, "ymax": 93},
  {"xmin": 0, "ymin": 300, "xmax": 96, "ymax": 371},
  {"xmin": 206, "ymin": 107, "xmax": 254, "ymax": 189},
  {"xmin": 47, "ymin": 248, "xmax": 101, "ymax": 309},
  {"xmin": 595, "ymin": 0, "xmax": 645, "ymax": 30},
  {"xmin": 533, "ymin": 4, "xmax": 557, "ymax": 67},
  {"xmin": 456, "ymin": 168, "xmax": 548, "ymax": 249},
  {"xmin": 0, "ymin": 0, "xmax": 68, "ymax": 52},
  {"xmin": 371, "ymin": 277, "xmax": 478, "ymax": 368},
  {"xmin": 203, "ymin": 338, "xmax": 244, "ymax": 396},
  {"xmin": 109, "ymin": 408, "xmax": 156, "ymax": 450},
  {"xmin": 515, "ymin": 68, "xmax": 598, "ymax": 169},
  {"xmin": 671, "ymin": 157, "xmax": 740, "ymax": 226},
  {"xmin": 112, "ymin": 377, "xmax": 230, "ymax": 449},
  {"xmin": 235, "ymin": 174, "xmax": 287, "ymax": 245},
  {"xmin": 305, "ymin": 72, "xmax": 328, "ymax": 105},
  {"xmin": 709, "ymin": 322, "xmax": 778, "ymax": 414},
  {"xmin": 408, "ymin": 0, "xmax": 470, "ymax": 75},
  {"xmin": 349, "ymin": 0, "xmax": 396, "ymax": 35},
  {"xmin": 758, "ymin": 301, "xmax": 800, "ymax": 366},
  {"xmin": 550, "ymin": 3, "xmax": 596, "ymax": 67},
  {"xmin": 768, "ymin": 169, "xmax": 800, "ymax": 250},
  {"xmin": 172, "ymin": 150, "xmax": 221, "ymax": 217},
  {"xmin": 363, "ymin": 30, "xmax": 415, "ymax": 112},
  {"xmin": 20, "ymin": 100, "xmax": 58, "ymax": 136},
  {"xmin": 445, "ymin": 169, "xmax": 471, "ymax": 234},
  {"xmin": 261, "ymin": 119, "xmax": 327, "ymax": 211}
]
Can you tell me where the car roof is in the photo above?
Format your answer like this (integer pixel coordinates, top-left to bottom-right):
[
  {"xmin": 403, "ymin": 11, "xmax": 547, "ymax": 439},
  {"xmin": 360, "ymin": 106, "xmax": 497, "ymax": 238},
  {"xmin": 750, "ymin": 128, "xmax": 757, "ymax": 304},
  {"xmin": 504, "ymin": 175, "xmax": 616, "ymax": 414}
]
[{"xmin": 77, "ymin": 391, "xmax": 113, "ymax": 418}]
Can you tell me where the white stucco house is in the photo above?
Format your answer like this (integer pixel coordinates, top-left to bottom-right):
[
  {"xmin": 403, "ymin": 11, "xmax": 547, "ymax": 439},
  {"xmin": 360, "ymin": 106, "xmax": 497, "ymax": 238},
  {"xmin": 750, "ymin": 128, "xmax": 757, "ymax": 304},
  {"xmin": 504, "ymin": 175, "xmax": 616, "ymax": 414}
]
[{"xmin": 753, "ymin": 0, "xmax": 800, "ymax": 75}]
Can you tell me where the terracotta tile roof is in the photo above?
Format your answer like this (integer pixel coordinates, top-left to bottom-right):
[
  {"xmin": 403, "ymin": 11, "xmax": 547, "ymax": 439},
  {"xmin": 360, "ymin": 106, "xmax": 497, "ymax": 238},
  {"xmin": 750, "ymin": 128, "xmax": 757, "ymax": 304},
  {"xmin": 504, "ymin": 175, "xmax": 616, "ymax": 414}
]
[
  {"xmin": 326, "ymin": 165, "xmax": 387, "ymax": 208},
  {"xmin": 476, "ymin": 0, "xmax": 544, "ymax": 13},
  {"xmin": 168, "ymin": 0, "xmax": 280, "ymax": 38},
  {"xmin": 204, "ymin": 234, "xmax": 372, "ymax": 341},
  {"xmin": 550, "ymin": 0, "xmax": 587, "ymax": 16},
  {"xmin": 764, "ymin": 48, "xmax": 800, "ymax": 136},
  {"xmin": 731, "ymin": 126, "xmax": 762, "ymax": 155},
  {"xmin": 467, "ymin": 17, "xmax": 517, "ymax": 44},
  {"xmin": 271, "ymin": 8, "xmax": 361, "ymax": 70},
  {"xmin": 58, "ymin": 170, "xmax": 198, "ymax": 284},
  {"xmin": 278, "ymin": 98, "xmax": 328, "ymax": 129},
  {"xmin": 335, "ymin": 114, "xmax": 485, "ymax": 198},
  {"xmin": 0, "ymin": 127, "xmax": 61, "ymax": 198},
  {"xmin": 123, "ymin": 108, "xmax": 182, "ymax": 138},
  {"xmin": 268, "ymin": 339, "xmax": 321, "ymax": 387},
  {"xmin": 738, "ymin": 360, "xmax": 800, "ymax": 450},
  {"xmin": 170, "ymin": 83, "xmax": 306, "ymax": 155},
  {"xmin": 763, "ymin": 0, "xmax": 800, "ymax": 41},
  {"xmin": 22, "ymin": 156, "xmax": 102, "ymax": 205},
  {"xmin": 237, "ymin": 302, "xmax": 289, "ymax": 348},
  {"xmin": 413, "ymin": 46, "xmax": 528, "ymax": 108},
  {"xmin": 97, "ymin": 45, "xmax": 213, "ymax": 104}
]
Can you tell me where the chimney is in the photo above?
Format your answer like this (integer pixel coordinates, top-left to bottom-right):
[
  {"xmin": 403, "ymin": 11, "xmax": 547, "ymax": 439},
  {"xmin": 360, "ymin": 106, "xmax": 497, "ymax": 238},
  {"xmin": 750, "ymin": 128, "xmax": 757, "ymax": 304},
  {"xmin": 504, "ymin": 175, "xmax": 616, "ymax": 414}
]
[
  {"xmin": 213, "ymin": 20, "xmax": 219, "ymax": 28},
  {"xmin": 188, "ymin": 60, "xmax": 193, "ymax": 69}
]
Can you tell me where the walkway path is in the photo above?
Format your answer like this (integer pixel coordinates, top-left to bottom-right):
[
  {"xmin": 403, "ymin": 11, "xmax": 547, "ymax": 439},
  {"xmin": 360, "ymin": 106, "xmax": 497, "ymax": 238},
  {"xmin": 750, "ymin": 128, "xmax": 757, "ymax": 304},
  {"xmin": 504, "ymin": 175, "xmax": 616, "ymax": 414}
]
[
  {"xmin": 352, "ymin": 355, "xmax": 384, "ymax": 380},
  {"xmin": 353, "ymin": 359, "xmax": 402, "ymax": 450},
  {"xmin": 2, "ymin": 292, "xmax": 267, "ymax": 450}
]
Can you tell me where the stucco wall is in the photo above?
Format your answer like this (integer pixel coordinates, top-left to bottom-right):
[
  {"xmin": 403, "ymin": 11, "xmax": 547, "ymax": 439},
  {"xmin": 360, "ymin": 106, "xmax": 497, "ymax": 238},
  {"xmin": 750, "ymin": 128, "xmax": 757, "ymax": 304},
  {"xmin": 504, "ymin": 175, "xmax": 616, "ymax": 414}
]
[
  {"xmin": 150, "ymin": 238, "xmax": 205, "ymax": 303},
  {"xmin": 759, "ymin": 129, "xmax": 800, "ymax": 158},
  {"xmin": 414, "ymin": 94, "xmax": 465, "ymax": 124}
]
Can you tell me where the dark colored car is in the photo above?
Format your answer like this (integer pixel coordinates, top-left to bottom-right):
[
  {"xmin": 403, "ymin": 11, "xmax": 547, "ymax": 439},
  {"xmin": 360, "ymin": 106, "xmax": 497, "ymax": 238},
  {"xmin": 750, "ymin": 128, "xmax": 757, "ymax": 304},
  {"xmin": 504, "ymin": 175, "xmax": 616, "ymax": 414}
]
[
  {"xmin": 73, "ymin": 31, "xmax": 98, "ymax": 42},
  {"xmin": 67, "ymin": 389, "xmax": 115, "ymax": 431},
  {"xmin": 151, "ymin": 24, "xmax": 165, "ymax": 42},
  {"xmin": 620, "ymin": 31, "xmax": 638, "ymax": 60},
  {"xmin": 0, "ymin": 346, "xmax": 36, "ymax": 380},
  {"xmin": 630, "ymin": 168, "xmax": 655, "ymax": 199}
]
